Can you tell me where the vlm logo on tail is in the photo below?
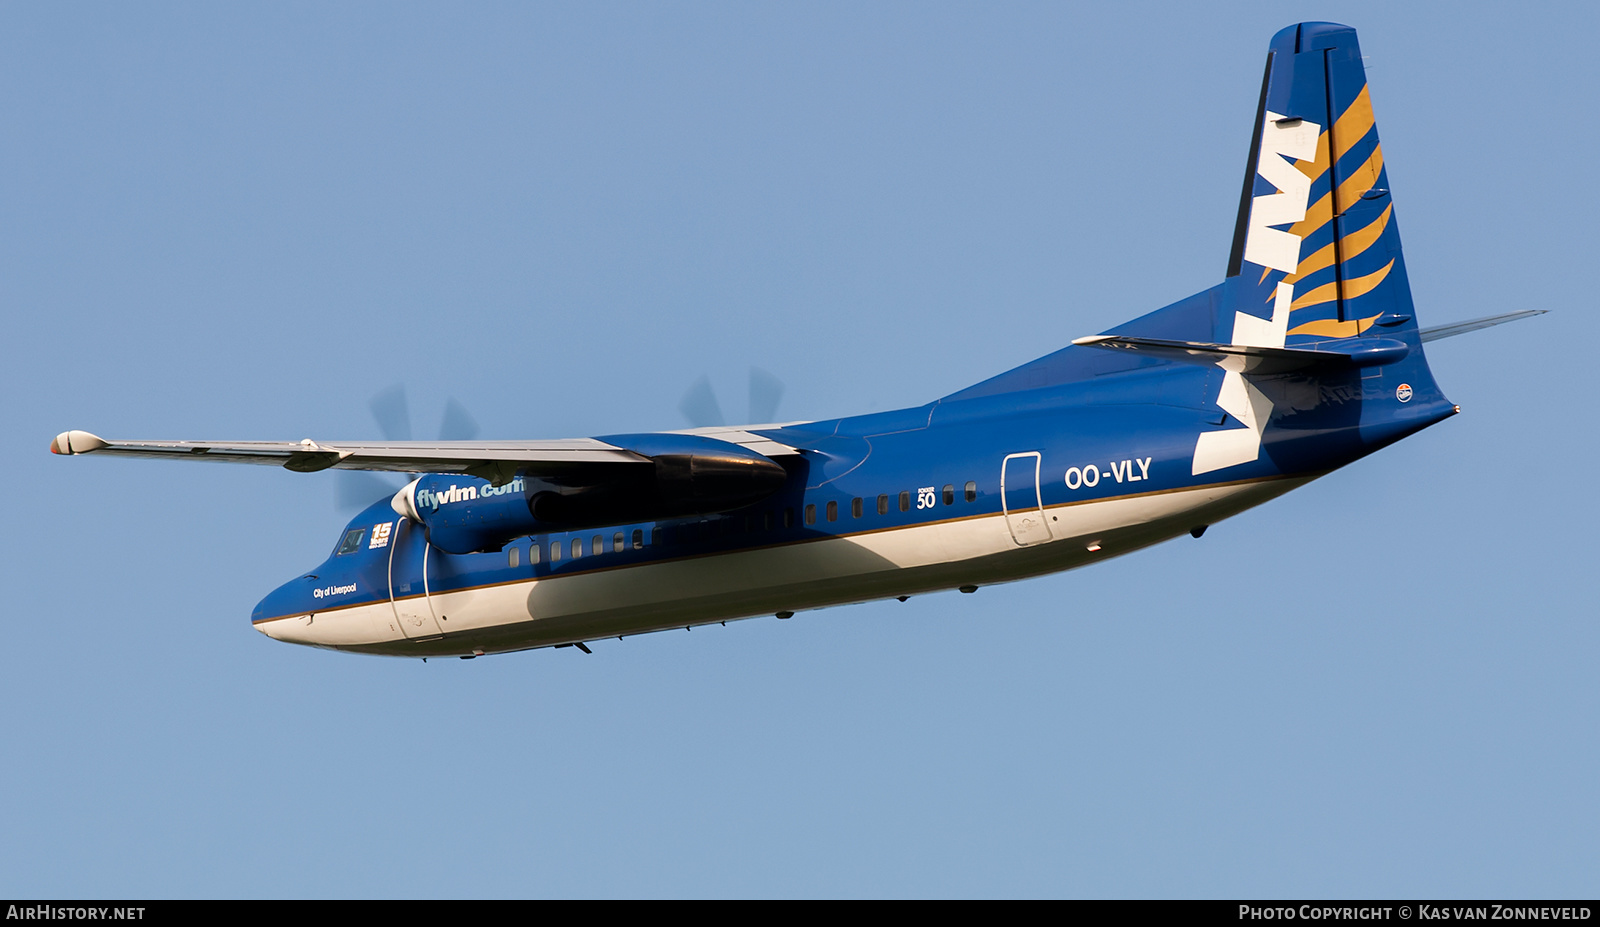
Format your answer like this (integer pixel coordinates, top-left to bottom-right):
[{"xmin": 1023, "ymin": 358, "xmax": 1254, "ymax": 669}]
[
  {"xmin": 1242, "ymin": 114, "xmax": 1320, "ymax": 275},
  {"xmin": 1192, "ymin": 112, "xmax": 1316, "ymax": 477},
  {"xmin": 1192, "ymin": 22, "xmax": 1408, "ymax": 477}
]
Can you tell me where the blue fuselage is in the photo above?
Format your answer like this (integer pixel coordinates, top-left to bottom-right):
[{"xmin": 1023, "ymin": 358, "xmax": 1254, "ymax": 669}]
[{"xmin": 251, "ymin": 357, "xmax": 1453, "ymax": 657}]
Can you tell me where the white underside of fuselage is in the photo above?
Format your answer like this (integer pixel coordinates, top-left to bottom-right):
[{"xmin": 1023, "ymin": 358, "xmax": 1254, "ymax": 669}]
[{"xmin": 254, "ymin": 476, "xmax": 1310, "ymax": 657}]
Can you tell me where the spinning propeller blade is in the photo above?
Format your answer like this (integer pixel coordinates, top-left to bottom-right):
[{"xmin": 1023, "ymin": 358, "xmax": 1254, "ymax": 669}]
[
  {"xmin": 678, "ymin": 376, "xmax": 725, "ymax": 429},
  {"xmin": 678, "ymin": 368, "xmax": 785, "ymax": 429},
  {"xmin": 336, "ymin": 470, "xmax": 407, "ymax": 511},
  {"xmin": 336, "ymin": 386, "xmax": 480, "ymax": 511},
  {"xmin": 439, "ymin": 398, "xmax": 480, "ymax": 442},
  {"xmin": 748, "ymin": 367, "xmax": 784, "ymax": 424},
  {"xmin": 368, "ymin": 385, "xmax": 413, "ymax": 442}
]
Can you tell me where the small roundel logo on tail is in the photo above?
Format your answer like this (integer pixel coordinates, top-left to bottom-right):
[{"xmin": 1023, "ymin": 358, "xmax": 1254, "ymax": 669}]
[{"xmin": 1396, "ymin": 383, "xmax": 1413, "ymax": 402}]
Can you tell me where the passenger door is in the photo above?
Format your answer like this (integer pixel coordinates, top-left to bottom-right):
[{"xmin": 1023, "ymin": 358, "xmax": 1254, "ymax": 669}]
[{"xmin": 1001, "ymin": 452, "xmax": 1052, "ymax": 547}]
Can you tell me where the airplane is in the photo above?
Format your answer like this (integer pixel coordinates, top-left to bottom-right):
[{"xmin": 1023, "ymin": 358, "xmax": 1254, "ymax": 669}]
[{"xmin": 51, "ymin": 22, "xmax": 1541, "ymax": 660}]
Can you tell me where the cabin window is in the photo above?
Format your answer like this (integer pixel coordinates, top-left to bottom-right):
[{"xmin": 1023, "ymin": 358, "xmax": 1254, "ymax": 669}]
[
  {"xmin": 632, "ymin": 529, "xmax": 644, "ymax": 550},
  {"xmin": 508, "ymin": 546, "xmax": 520, "ymax": 568},
  {"xmin": 783, "ymin": 508, "xmax": 794, "ymax": 528},
  {"xmin": 852, "ymin": 497, "xmax": 863, "ymax": 518},
  {"xmin": 592, "ymin": 535, "xmax": 603, "ymax": 556},
  {"xmin": 763, "ymin": 511, "xmax": 774, "ymax": 531},
  {"xmin": 529, "ymin": 542, "xmax": 541, "ymax": 564},
  {"xmin": 965, "ymin": 481, "xmax": 978, "ymax": 502},
  {"xmin": 336, "ymin": 528, "xmax": 366, "ymax": 555},
  {"xmin": 613, "ymin": 532, "xmax": 624, "ymax": 552},
  {"xmin": 877, "ymin": 494, "xmax": 889, "ymax": 515},
  {"xmin": 943, "ymin": 484, "xmax": 955, "ymax": 505},
  {"xmin": 899, "ymin": 491, "xmax": 911, "ymax": 512},
  {"xmin": 550, "ymin": 541, "xmax": 562, "ymax": 562},
  {"xmin": 826, "ymin": 501, "xmax": 837, "ymax": 522},
  {"xmin": 571, "ymin": 538, "xmax": 583, "ymax": 560},
  {"xmin": 805, "ymin": 504, "xmax": 816, "ymax": 525}
]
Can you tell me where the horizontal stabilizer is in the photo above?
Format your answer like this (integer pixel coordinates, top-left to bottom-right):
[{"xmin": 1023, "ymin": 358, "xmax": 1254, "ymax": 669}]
[
  {"xmin": 1071, "ymin": 333, "xmax": 1408, "ymax": 375},
  {"xmin": 1418, "ymin": 310, "xmax": 1547, "ymax": 343}
]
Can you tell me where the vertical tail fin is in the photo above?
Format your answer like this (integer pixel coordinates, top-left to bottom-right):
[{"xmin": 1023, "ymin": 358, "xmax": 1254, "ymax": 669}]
[
  {"xmin": 1187, "ymin": 23, "xmax": 1454, "ymax": 475},
  {"xmin": 1222, "ymin": 22, "xmax": 1415, "ymax": 347},
  {"xmin": 946, "ymin": 21, "xmax": 1450, "ymax": 449}
]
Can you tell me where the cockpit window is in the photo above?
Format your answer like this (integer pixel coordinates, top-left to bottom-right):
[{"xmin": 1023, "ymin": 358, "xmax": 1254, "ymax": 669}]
[{"xmin": 336, "ymin": 528, "xmax": 367, "ymax": 555}]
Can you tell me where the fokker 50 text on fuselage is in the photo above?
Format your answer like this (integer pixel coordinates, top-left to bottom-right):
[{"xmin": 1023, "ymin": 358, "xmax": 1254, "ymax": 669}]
[{"xmin": 52, "ymin": 23, "xmax": 1540, "ymax": 659}]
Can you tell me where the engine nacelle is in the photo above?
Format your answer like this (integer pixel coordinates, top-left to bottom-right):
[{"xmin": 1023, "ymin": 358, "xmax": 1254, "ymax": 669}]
[
  {"xmin": 390, "ymin": 435, "xmax": 792, "ymax": 554},
  {"xmin": 392, "ymin": 474, "xmax": 538, "ymax": 555}
]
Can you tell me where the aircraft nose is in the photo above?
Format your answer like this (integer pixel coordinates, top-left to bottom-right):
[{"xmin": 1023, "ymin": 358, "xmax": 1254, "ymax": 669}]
[{"xmin": 251, "ymin": 574, "xmax": 317, "ymax": 641}]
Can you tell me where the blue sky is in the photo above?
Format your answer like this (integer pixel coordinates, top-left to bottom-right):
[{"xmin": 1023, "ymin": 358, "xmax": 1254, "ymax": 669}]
[{"xmin": 3, "ymin": 2, "xmax": 1595, "ymax": 897}]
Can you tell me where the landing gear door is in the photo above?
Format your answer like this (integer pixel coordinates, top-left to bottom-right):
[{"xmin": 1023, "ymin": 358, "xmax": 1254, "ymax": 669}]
[
  {"xmin": 1001, "ymin": 452, "xmax": 1052, "ymax": 547},
  {"xmin": 389, "ymin": 519, "xmax": 445, "ymax": 640}
]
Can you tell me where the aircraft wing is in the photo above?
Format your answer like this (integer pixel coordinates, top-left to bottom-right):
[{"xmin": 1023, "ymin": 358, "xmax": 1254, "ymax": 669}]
[
  {"xmin": 51, "ymin": 427, "xmax": 806, "ymax": 485},
  {"xmin": 50, "ymin": 431, "xmax": 655, "ymax": 483}
]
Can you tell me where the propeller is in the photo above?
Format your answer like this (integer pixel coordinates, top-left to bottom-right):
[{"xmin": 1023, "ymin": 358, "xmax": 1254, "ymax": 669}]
[
  {"xmin": 678, "ymin": 368, "xmax": 786, "ymax": 429},
  {"xmin": 335, "ymin": 385, "xmax": 481, "ymax": 512}
]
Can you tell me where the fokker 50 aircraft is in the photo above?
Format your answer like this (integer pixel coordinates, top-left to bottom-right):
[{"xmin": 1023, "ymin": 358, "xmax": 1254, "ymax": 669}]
[{"xmin": 53, "ymin": 23, "xmax": 1539, "ymax": 659}]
